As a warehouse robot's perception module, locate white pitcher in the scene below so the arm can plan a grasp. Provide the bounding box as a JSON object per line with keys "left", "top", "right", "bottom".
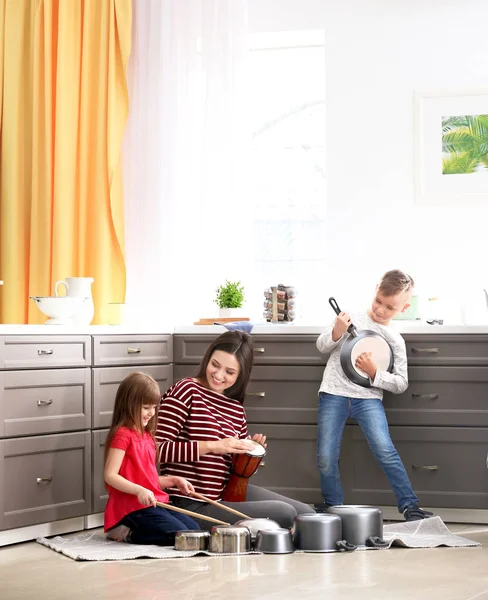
{"left": 55, "top": 277, "right": 95, "bottom": 325}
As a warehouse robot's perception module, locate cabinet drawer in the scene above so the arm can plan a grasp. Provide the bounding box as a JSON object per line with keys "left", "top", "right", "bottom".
{"left": 92, "top": 365, "right": 173, "bottom": 428}
{"left": 0, "top": 431, "right": 91, "bottom": 530}
{"left": 0, "top": 336, "right": 91, "bottom": 369}
{"left": 341, "top": 425, "right": 488, "bottom": 509}
{"left": 173, "top": 335, "right": 324, "bottom": 366}
{"left": 248, "top": 424, "right": 321, "bottom": 504}
{"left": 92, "top": 429, "right": 109, "bottom": 514}
{"left": 0, "top": 368, "right": 91, "bottom": 437}
{"left": 173, "top": 365, "right": 323, "bottom": 425}
{"left": 384, "top": 367, "right": 488, "bottom": 426}
{"left": 92, "top": 335, "right": 172, "bottom": 367}
{"left": 404, "top": 335, "right": 488, "bottom": 366}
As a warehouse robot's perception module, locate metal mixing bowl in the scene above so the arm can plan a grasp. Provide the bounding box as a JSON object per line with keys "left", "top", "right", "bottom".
{"left": 254, "top": 528, "right": 295, "bottom": 554}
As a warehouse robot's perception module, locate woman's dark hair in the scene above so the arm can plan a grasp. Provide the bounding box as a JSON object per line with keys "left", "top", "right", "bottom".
{"left": 104, "top": 372, "right": 161, "bottom": 464}
{"left": 195, "top": 330, "right": 254, "bottom": 404}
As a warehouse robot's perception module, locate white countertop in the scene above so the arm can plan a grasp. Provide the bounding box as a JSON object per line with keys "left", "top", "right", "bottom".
{"left": 0, "top": 324, "right": 173, "bottom": 335}
{"left": 1, "top": 322, "right": 488, "bottom": 335}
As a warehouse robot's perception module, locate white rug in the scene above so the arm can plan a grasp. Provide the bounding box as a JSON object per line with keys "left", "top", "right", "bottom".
{"left": 36, "top": 531, "right": 260, "bottom": 561}
{"left": 36, "top": 517, "right": 480, "bottom": 561}
{"left": 382, "top": 516, "right": 481, "bottom": 549}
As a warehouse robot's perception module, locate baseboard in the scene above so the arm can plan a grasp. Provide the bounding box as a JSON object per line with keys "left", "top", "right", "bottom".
{"left": 0, "top": 517, "right": 85, "bottom": 547}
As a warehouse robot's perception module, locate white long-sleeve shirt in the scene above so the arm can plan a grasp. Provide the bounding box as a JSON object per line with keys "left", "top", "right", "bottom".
{"left": 316, "top": 311, "right": 408, "bottom": 399}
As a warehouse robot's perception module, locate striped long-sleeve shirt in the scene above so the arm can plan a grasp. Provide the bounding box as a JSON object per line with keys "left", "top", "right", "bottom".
{"left": 155, "top": 378, "right": 248, "bottom": 500}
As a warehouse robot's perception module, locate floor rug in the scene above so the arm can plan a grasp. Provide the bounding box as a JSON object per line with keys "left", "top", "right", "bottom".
{"left": 36, "top": 516, "right": 480, "bottom": 561}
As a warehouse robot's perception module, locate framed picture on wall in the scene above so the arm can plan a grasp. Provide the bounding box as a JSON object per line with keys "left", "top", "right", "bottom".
{"left": 414, "top": 88, "right": 488, "bottom": 206}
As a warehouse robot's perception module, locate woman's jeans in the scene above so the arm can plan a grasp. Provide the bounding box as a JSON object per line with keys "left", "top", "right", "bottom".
{"left": 317, "top": 392, "right": 419, "bottom": 513}
{"left": 120, "top": 506, "right": 198, "bottom": 545}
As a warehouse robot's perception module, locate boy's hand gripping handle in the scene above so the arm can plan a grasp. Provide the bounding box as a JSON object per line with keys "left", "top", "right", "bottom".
{"left": 328, "top": 297, "right": 357, "bottom": 337}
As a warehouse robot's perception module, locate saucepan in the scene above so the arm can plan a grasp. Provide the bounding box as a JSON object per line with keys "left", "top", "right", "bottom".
{"left": 327, "top": 505, "right": 389, "bottom": 548}
{"left": 329, "top": 297, "right": 393, "bottom": 388}
{"left": 293, "top": 513, "right": 356, "bottom": 553}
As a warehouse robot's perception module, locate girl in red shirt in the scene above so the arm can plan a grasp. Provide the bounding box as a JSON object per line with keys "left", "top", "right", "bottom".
{"left": 104, "top": 372, "right": 199, "bottom": 544}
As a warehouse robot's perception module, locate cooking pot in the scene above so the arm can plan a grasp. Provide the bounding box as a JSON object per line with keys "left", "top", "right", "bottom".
{"left": 234, "top": 518, "right": 282, "bottom": 544}
{"left": 208, "top": 526, "right": 251, "bottom": 554}
{"left": 329, "top": 297, "right": 393, "bottom": 388}
{"left": 174, "top": 530, "right": 210, "bottom": 551}
{"left": 293, "top": 513, "right": 356, "bottom": 553}
{"left": 255, "top": 528, "right": 295, "bottom": 554}
{"left": 327, "top": 505, "right": 388, "bottom": 548}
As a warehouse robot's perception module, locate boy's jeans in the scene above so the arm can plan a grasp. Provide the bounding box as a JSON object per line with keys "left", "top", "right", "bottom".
{"left": 317, "top": 392, "right": 419, "bottom": 513}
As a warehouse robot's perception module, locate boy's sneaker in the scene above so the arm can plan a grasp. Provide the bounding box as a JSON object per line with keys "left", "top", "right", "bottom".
{"left": 106, "top": 524, "right": 131, "bottom": 542}
{"left": 403, "top": 505, "right": 434, "bottom": 521}
{"left": 314, "top": 502, "right": 333, "bottom": 513}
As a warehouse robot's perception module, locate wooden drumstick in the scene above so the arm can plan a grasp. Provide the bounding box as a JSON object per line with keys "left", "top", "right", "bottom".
{"left": 190, "top": 491, "right": 252, "bottom": 520}
{"left": 155, "top": 501, "right": 230, "bottom": 526}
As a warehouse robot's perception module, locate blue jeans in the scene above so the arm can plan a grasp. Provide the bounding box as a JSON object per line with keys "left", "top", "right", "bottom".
{"left": 120, "top": 505, "right": 199, "bottom": 545}
{"left": 316, "top": 392, "right": 419, "bottom": 513}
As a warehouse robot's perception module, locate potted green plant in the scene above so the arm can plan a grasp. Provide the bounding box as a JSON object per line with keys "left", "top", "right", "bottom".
{"left": 214, "top": 280, "right": 245, "bottom": 317}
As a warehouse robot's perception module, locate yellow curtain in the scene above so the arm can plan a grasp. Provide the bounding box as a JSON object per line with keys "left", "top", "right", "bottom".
{"left": 0, "top": 0, "right": 131, "bottom": 324}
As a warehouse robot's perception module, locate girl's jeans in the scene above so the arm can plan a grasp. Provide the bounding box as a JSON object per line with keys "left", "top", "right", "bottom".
{"left": 317, "top": 392, "right": 419, "bottom": 513}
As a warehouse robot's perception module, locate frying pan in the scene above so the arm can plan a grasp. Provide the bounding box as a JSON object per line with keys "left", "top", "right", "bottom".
{"left": 328, "top": 297, "right": 393, "bottom": 388}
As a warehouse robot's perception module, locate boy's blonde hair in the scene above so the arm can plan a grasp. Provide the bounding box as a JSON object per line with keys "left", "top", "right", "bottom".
{"left": 378, "top": 270, "right": 414, "bottom": 297}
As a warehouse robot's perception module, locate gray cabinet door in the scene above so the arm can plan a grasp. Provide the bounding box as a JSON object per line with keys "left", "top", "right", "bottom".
{"left": 404, "top": 334, "right": 488, "bottom": 366}
{"left": 173, "top": 334, "right": 324, "bottom": 366}
{"left": 0, "top": 336, "right": 91, "bottom": 369}
{"left": 173, "top": 365, "right": 322, "bottom": 425}
{"left": 245, "top": 424, "right": 321, "bottom": 504}
{"left": 0, "top": 368, "right": 91, "bottom": 437}
{"left": 341, "top": 425, "right": 488, "bottom": 509}
{"left": 0, "top": 431, "right": 91, "bottom": 530}
{"left": 92, "top": 365, "right": 173, "bottom": 428}
{"left": 384, "top": 366, "right": 488, "bottom": 427}
{"left": 92, "top": 335, "right": 173, "bottom": 367}
{"left": 92, "top": 429, "right": 109, "bottom": 514}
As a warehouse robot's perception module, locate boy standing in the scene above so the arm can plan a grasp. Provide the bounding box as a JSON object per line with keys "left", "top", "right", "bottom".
{"left": 315, "top": 270, "right": 433, "bottom": 521}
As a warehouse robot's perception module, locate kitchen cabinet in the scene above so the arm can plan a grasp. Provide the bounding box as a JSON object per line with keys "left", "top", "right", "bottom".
{"left": 174, "top": 333, "right": 488, "bottom": 512}
{"left": 341, "top": 335, "right": 488, "bottom": 511}
{"left": 0, "top": 332, "right": 173, "bottom": 544}
{"left": 91, "top": 335, "right": 173, "bottom": 513}
{"left": 173, "top": 335, "right": 324, "bottom": 503}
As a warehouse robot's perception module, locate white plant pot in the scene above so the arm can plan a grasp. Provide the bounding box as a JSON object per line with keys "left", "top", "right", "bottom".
{"left": 219, "top": 308, "right": 234, "bottom": 318}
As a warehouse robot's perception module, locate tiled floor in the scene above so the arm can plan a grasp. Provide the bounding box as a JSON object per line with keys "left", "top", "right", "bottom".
{"left": 1, "top": 524, "right": 488, "bottom": 600}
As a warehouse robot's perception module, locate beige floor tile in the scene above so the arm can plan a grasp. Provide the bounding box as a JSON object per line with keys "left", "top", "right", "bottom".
{"left": 1, "top": 525, "right": 487, "bottom": 600}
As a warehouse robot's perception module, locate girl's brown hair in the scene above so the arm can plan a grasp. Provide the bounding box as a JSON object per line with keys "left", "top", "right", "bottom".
{"left": 194, "top": 330, "right": 254, "bottom": 404}
{"left": 104, "top": 372, "right": 161, "bottom": 464}
{"left": 378, "top": 269, "right": 414, "bottom": 297}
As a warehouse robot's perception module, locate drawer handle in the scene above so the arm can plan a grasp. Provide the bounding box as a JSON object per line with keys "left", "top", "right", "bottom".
{"left": 246, "top": 392, "right": 266, "bottom": 397}
{"left": 37, "top": 477, "right": 53, "bottom": 484}
{"left": 412, "top": 394, "right": 439, "bottom": 401}
{"left": 255, "top": 347, "right": 265, "bottom": 353}
{"left": 37, "top": 399, "right": 53, "bottom": 407}
{"left": 410, "top": 348, "right": 439, "bottom": 354}
{"left": 38, "top": 349, "right": 54, "bottom": 355}
{"left": 127, "top": 347, "right": 142, "bottom": 354}
{"left": 412, "top": 464, "right": 439, "bottom": 471}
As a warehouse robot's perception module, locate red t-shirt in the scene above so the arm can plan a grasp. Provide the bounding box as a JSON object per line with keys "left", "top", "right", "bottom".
{"left": 104, "top": 426, "right": 170, "bottom": 531}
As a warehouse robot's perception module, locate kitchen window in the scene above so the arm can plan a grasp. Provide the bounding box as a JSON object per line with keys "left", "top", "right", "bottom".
{"left": 247, "top": 30, "right": 326, "bottom": 321}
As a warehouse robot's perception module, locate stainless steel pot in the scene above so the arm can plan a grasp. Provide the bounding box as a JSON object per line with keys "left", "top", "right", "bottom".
{"left": 208, "top": 526, "right": 251, "bottom": 554}
{"left": 327, "top": 505, "right": 387, "bottom": 547}
{"left": 174, "top": 530, "right": 210, "bottom": 551}
{"left": 293, "top": 514, "right": 356, "bottom": 553}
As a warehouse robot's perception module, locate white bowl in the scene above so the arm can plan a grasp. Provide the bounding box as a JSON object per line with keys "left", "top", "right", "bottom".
{"left": 30, "top": 296, "right": 85, "bottom": 325}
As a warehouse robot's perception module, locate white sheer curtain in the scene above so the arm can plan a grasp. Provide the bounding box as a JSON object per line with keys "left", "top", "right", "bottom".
{"left": 123, "top": 0, "right": 250, "bottom": 325}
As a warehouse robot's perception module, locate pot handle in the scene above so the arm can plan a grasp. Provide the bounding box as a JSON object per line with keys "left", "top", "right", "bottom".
{"left": 336, "top": 540, "right": 357, "bottom": 552}
{"left": 328, "top": 297, "right": 357, "bottom": 336}
{"left": 365, "top": 536, "right": 389, "bottom": 549}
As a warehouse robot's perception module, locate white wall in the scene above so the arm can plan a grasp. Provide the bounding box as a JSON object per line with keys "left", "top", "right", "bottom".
{"left": 249, "top": 0, "right": 488, "bottom": 319}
